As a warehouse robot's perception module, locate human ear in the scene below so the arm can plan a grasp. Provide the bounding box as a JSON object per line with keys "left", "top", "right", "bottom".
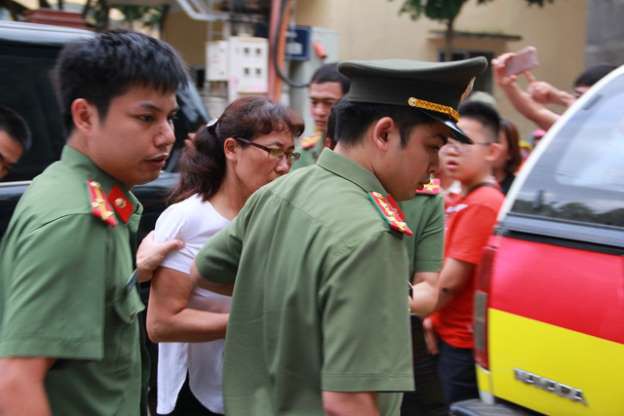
{"left": 371, "top": 117, "right": 395, "bottom": 151}
{"left": 223, "top": 137, "right": 239, "bottom": 162}
{"left": 487, "top": 142, "right": 503, "bottom": 163}
{"left": 71, "top": 99, "right": 97, "bottom": 135}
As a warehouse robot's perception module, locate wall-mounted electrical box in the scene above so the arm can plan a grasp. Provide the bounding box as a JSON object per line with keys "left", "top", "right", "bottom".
{"left": 206, "top": 36, "right": 268, "bottom": 103}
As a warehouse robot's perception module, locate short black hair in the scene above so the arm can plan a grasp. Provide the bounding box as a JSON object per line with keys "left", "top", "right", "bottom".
{"left": 574, "top": 64, "right": 616, "bottom": 88}
{"left": 0, "top": 106, "right": 31, "bottom": 151}
{"left": 310, "top": 63, "right": 350, "bottom": 95}
{"left": 334, "top": 99, "right": 434, "bottom": 147}
{"left": 55, "top": 30, "right": 188, "bottom": 134}
{"left": 458, "top": 101, "right": 501, "bottom": 142}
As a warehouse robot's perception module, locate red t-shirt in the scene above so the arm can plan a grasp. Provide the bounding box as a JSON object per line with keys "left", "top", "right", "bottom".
{"left": 432, "top": 185, "right": 504, "bottom": 349}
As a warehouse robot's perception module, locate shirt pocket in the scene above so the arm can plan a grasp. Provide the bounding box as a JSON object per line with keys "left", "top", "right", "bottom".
{"left": 106, "top": 285, "right": 145, "bottom": 368}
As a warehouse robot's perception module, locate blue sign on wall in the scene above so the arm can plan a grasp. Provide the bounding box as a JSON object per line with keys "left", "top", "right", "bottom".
{"left": 285, "top": 25, "right": 311, "bottom": 61}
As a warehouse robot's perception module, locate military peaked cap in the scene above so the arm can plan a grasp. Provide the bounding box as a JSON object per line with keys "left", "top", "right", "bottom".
{"left": 339, "top": 57, "right": 488, "bottom": 143}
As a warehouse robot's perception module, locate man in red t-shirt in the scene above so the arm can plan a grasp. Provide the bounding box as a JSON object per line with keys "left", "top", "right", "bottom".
{"left": 417, "top": 101, "right": 505, "bottom": 404}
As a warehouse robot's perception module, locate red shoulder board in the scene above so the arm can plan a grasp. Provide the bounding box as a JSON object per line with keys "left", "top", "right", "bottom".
{"left": 368, "top": 191, "right": 414, "bottom": 236}
{"left": 108, "top": 185, "right": 133, "bottom": 224}
{"left": 87, "top": 180, "right": 117, "bottom": 227}
{"left": 301, "top": 134, "right": 321, "bottom": 150}
{"left": 415, "top": 178, "right": 441, "bottom": 195}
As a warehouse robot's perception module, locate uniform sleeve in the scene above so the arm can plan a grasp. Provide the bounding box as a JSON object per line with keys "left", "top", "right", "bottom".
{"left": 319, "top": 231, "right": 414, "bottom": 392}
{"left": 412, "top": 196, "right": 444, "bottom": 273}
{"left": 194, "top": 221, "right": 241, "bottom": 284}
{"left": 0, "top": 215, "right": 108, "bottom": 360}
{"left": 194, "top": 193, "right": 257, "bottom": 284}
{"left": 446, "top": 204, "right": 498, "bottom": 265}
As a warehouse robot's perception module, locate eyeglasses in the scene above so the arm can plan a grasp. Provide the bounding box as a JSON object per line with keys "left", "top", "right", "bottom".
{"left": 234, "top": 137, "right": 301, "bottom": 163}
{"left": 441, "top": 140, "right": 493, "bottom": 154}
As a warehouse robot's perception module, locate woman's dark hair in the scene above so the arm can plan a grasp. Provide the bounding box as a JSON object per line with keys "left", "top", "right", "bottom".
{"left": 169, "top": 96, "right": 303, "bottom": 203}
{"left": 500, "top": 119, "right": 522, "bottom": 176}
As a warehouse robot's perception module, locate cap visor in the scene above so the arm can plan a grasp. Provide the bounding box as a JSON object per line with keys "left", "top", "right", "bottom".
{"left": 420, "top": 110, "right": 472, "bottom": 144}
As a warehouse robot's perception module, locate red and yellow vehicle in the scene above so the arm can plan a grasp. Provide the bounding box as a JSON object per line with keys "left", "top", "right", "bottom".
{"left": 451, "top": 66, "right": 624, "bottom": 415}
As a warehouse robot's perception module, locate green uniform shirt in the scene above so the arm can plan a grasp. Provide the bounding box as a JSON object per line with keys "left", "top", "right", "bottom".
{"left": 195, "top": 148, "right": 414, "bottom": 416}
{"left": 0, "top": 146, "right": 145, "bottom": 416}
{"left": 401, "top": 195, "right": 444, "bottom": 276}
{"left": 291, "top": 132, "right": 325, "bottom": 170}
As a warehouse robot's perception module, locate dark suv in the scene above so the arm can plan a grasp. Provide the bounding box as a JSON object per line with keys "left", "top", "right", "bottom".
{"left": 0, "top": 21, "right": 208, "bottom": 236}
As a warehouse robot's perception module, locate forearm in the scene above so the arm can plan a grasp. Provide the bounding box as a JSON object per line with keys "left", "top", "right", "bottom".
{"left": 0, "top": 382, "right": 50, "bottom": 416}
{"left": 322, "top": 392, "right": 379, "bottom": 416}
{"left": 0, "top": 359, "right": 53, "bottom": 416}
{"left": 551, "top": 88, "right": 576, "bottom": 107}
{"left": 147, "top": 267, "right": 229, "bottom": 343}
{"left": 501, "top": 83, "right": 558, "bottom": 130}
{"left": 147, "top": 309, "right": 228, "bottom": 343}
{"left": 409, "top": 271, "right": 439, "bottom": 317}
{"left": 434, "top": 258, "right": 475, "bottom": 311}
{"left": 410, "top": 281, "right": 437, "bottom": 317}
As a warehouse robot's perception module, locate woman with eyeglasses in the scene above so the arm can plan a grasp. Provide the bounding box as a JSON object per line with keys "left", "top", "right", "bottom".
{"left": 146, "top": 96, "right": 303, "bottom": 416}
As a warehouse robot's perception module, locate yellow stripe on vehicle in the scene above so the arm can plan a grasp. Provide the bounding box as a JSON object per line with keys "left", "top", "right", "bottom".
{"left": 476, "top": 365, "right": 492, "bottom": 395}
{"left": 487, "top": 308, "right": 624, "bottom": 416}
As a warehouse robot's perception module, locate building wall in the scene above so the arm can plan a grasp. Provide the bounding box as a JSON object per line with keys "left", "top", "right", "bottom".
{"left": 162, "top": 10, "right": 208, "bottom": 67}
{"left": 295, "top": 0, "right": 587, "bottom": 139}
{"left": 586, "top": 0, "right": 624, "bottom": 65}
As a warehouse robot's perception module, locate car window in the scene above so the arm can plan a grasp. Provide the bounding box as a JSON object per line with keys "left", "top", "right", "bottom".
{"left": 0, "top": 41, "right": 65, "bottom": 182}
{"left": 511, "top": 73, "right": 624, "bottom": 229}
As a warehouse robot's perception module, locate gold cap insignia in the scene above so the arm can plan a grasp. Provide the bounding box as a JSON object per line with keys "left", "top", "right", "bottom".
{"left": 408, "top": 97, "right": 460, "bottom": 122}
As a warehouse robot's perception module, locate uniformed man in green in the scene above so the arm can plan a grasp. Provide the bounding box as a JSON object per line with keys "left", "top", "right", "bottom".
{"left": 291, "top": 63, "right": 350, "bottom": 169}
{"left": 0, "top": 31, "right": 187, "bottom": 415}
{"left": 192, "top": 57, "right": 486, "bottom": 415}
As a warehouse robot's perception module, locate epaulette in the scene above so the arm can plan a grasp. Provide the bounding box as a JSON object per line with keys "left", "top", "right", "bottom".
{"left": 87, "top": 181, "right": 134, "bottom": 227}
{"left": 300, "top": 133, "right": 321, "bottom": 150}
{"left": 368, "top": 191, "right": 414, "bottom": 236}
{"left": 415, "top": 178, "right": 441, "bottom": 195}
{"left": 87, "top": 180, "right": 117, "bottom": 227}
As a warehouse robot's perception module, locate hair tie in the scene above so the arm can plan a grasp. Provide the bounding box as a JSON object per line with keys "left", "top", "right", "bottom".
{"left": 206, "top": 118, "right": 219, "bottom": 137}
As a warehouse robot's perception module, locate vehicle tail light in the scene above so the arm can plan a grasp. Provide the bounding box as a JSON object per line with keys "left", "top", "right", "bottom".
{"left": 474, "top": 244, "right": 497, "bottom": 370}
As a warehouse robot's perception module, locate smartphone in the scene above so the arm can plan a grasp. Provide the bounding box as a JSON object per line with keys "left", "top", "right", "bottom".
{"left": 505, "top": 46, "right": 539, "bottom": 76}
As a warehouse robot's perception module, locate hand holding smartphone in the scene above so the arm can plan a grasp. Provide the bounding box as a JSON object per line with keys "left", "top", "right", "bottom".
{"left": 505, "top": 46, "right": 539, "bottom": 76}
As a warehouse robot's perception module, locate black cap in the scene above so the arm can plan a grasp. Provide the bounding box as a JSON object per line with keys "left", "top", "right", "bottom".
{"left": 338, "top": 57, "right": 488, "bottom": 143}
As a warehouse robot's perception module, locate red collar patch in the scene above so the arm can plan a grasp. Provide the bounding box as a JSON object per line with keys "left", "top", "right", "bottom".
{"left": 108, "top": 185, "right": 133, "bottom": 224}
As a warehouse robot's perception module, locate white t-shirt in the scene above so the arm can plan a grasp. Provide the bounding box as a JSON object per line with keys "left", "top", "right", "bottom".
{"left": 154, "top": 194, "right": 231, "bottom": 415}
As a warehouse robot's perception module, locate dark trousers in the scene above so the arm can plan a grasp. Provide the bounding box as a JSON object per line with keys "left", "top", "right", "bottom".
{"left": 437, "top": 339, "right": 479, "bottom": 404}
{"left": 157, "top": 376, "right": 224, "bottom": 416}
{"left": 400, "top": 316, "right": 448, "bottom": 416}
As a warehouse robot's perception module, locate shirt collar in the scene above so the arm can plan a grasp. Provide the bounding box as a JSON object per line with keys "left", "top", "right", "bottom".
{"left": 61, "top": 145, "right": 142, "bottom": 217}
{"left": 316, "top": 148, "right": 387, "bottom": 194}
